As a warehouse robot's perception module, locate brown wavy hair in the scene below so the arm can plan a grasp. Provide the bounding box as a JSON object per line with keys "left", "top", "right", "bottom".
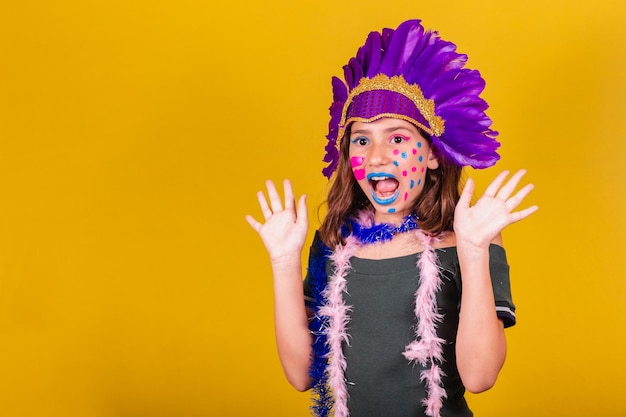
{"left": 319, "top": 127, "right": 462, "bottom": 249}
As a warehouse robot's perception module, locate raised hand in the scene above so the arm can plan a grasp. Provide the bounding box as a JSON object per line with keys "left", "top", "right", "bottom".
{"left": 245, "top": 179, "right": 309, "bottom": 264}
{"left": 454, "top": 169, "right": 538, "bottom": 249}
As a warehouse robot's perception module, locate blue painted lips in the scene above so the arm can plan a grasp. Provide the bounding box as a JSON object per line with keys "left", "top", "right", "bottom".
{"left": 366, "top": 172, "right": 399, "bottom": 205}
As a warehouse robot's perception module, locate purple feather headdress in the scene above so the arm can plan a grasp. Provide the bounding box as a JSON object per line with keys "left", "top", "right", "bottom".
{"left": 322, "top": 19, "right": 500, "bottom": 178}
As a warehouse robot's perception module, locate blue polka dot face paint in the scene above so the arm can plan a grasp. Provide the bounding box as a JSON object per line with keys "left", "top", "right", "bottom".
{"left": 348, "top": 118, "right": 434, "bottom": 221}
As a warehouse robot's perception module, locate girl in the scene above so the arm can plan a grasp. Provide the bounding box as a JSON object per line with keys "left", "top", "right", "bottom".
{"left": 246, "top": 19, "right": 537, "bottom": 417}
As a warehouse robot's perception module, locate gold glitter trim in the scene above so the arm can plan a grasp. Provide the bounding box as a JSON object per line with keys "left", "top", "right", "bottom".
{"left": 344, "top": 114, "right": 432, "bottom": 137}
{"left": 337, "top": 74, "right": 445, "bottom": 146}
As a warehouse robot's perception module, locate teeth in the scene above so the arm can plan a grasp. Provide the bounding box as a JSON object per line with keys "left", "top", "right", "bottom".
{"left": 370, "top": 176, "right": 390, "bottom": 181}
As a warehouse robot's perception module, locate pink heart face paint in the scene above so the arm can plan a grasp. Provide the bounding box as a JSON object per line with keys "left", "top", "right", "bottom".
{"left": 351, "top": 156, "right": 366, "bottom": 181}
{"left": 348, "top": 118, "right": 433, "bottom": 222}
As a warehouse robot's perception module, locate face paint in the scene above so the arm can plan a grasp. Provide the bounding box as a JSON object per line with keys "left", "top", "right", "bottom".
{"left": 348, "top": 118, "right": 434, "bottom": 222}
{"left": 366, "top": 172, "right": 400, "bottom": 205}
{"left": 350, "top": 156, "right": 366, "bottom": 181}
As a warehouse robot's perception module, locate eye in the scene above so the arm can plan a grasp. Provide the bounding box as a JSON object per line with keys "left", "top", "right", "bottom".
{"left": 391, "top": 134, "right": 409, "bottom": 144}
{"left": 350, "top": 136, "right": 370, "bottom": 146}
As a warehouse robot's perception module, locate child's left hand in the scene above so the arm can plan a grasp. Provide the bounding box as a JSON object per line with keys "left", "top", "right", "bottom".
{"left": 453, "top": 169, "right": 538, "bottom": 249}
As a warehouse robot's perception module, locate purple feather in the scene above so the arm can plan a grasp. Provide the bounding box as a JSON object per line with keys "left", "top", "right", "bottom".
{"left": 361, "top": 31, "right": 382, "bottom": 78}
{"left": 380, "top": 20, "right": 414, "bottom": 75}
{"left": 431, "top": 70, "right": 485, "bottom": 104}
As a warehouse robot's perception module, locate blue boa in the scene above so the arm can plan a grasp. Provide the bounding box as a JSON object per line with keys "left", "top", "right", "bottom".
{"left": 343, "top": 213, "right": 419, "bottom": 245}
{"left": 307, "top": 233, "right": 333, "bottom": 416}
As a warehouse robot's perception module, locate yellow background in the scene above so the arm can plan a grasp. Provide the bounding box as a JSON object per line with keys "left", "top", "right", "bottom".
{"left": 1, "top": 0, "right": 625, "bottom": 416}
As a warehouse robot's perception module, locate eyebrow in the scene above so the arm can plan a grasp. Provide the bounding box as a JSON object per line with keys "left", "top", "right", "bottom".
{"left": 350, "top": 125, "right": 413, "bottom": 135}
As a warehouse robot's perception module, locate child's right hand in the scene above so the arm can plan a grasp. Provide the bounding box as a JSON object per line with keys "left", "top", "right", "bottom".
{"left": 245, "top": 179, "right": 309, "bottom": 265}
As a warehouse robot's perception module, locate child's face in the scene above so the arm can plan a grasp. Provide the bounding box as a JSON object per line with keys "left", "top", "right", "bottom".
{"left": 348, "top": 118, "right": 439, "bottom": 222}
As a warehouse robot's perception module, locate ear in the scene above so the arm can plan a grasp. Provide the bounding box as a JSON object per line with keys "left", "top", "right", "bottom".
{"left": 426, "top": 149, "right": 439, "bottom": 170}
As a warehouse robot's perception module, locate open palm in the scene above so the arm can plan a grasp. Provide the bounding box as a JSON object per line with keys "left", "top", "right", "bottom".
{"left": 454, "top": 170, "right": 538, "bottom": 249}
{"left": 245, "top": 179, "right": 309, "bottom": 263}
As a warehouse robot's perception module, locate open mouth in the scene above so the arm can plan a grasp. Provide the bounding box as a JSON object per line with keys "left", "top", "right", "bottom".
{"left": 367, "top": 173, "right": 399, "bottom": 205}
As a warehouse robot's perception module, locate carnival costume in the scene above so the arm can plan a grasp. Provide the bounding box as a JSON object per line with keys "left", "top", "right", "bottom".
{"left": 306, "top": 20, "right": 514, "bottom": 417}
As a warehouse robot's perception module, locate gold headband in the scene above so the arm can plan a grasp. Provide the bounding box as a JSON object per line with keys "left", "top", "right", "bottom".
{"left": 336, "top": 74, "right": 446, "bottom": 145}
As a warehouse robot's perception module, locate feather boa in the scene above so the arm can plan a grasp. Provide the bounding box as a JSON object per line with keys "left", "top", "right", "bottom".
{"left": 318, "top": 236, "right": 358, "bottom": 417}
{"left": 308, "top": 218, "right": 447, "bottom": 417}
{"left": 403, "top": 232, "right": 447, "bottom": 417}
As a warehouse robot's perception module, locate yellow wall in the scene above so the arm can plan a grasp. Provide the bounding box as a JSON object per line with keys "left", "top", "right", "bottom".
{"left": 1, "top": 1, "right": 625, "bottom": 416}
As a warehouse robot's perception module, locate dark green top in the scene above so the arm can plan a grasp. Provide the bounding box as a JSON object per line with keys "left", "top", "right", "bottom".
{"left": 304, "top": 244, "right": 514, "bottom": 417}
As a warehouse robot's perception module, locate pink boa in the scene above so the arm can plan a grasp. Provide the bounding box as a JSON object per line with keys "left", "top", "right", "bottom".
{"left": 321, "top": 229, "right": 446, "bottom": 417}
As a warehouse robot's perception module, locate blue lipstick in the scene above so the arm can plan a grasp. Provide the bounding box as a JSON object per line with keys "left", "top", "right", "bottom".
{"left": 366, "top": 172, "right": 399, "bottom": 205}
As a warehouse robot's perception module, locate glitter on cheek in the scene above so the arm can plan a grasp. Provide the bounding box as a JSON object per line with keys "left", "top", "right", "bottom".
{"left": 393, "top": 149, "right": 400, "bottom": 155}
{"left": 393, "top": 161, "right": 399, "bottom": 166}
{"left": 418, "top": 179, "right": 422, "bottom": 186}
{"left": 401, "top": 152, "right": 407, "bottom": 159}
{"left": 411, "top": 166, "right": 417, "bottom": 172}
{"left": 410, "top": 179, "right": 415, "bottom": 189}
{"left": 404, "top": 192, "right": 409, "bottom": 201}
{"left": 402, "top": 170, "right": 408, "bottom": 177}
{"left": 419, "top": 155, "right": 423, "bottom": 162}
{"left": 412, "top": 149, "right": 417, "bottom": 155}
{"left": 417, "top": 141, "right": 422, "bottom": 148}
{"left": 421, "top": 166, "right": 425, "bottom": 173}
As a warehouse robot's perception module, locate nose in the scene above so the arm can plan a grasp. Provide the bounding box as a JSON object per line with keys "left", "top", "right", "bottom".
{"left": 368, "top": 141, "right": 390, "bottom": 166}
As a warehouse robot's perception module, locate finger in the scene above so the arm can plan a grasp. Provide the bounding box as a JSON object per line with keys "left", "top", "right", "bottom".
{"left": 484, "top": 170, "right": 510, "bottom": 197}
{"left": 257, "top": 190, "right": 273, "bottom": 221}
{"left": 245, "top": 214, "right": 262, "bottom": 232}
{"left": 296, "top": 194, "right": 308, "bottom": 227}
{"left": 496, "top": 169, "right": 527, "bottom": 200}
{"left": 511, "top": 205, "right": 539, "bottom": 223}
{"left": 283, "top": 179, "right": 295, "bottom": 212}
{"left": 504, "top": 183, "right": 535, "bottom": 212}
{"left": 457, "top": 178, "right": 475, "bottom": 209}
{"left": 265, "top": 180, "right": 284, "bottom": 212}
